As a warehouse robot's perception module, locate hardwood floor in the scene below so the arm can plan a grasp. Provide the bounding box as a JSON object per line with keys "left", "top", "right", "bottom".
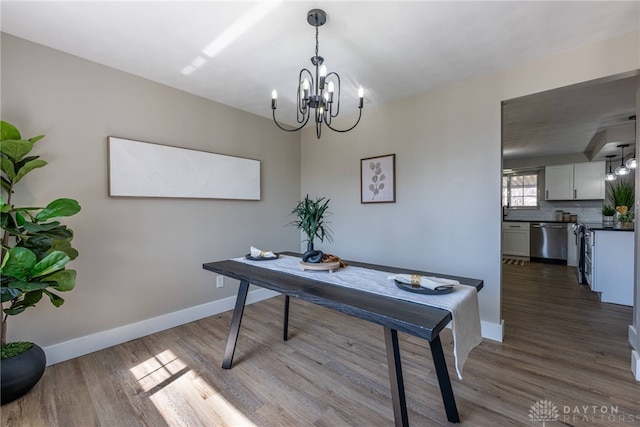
{"left": 2, "top": 262, "right": 639, "bottom": 426}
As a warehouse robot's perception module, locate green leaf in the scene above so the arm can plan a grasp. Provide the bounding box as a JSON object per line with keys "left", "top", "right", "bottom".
{"left": 20, "top": 234, "right": 53, "bottom": 255}
{"left": 35, "top": 198, "right": 81, "bottom": 222}
{"left": 0, "top": 156, "right": 16, "bottom": 180}
{"left": 7, "top": 280, "right": 50, "bottom": 291}
{"left": 1, "top": 177, "right": 11, "bottom": 192}
{"left": 0, "top": 121, "right": 21, "bottom": 141}
{"left": 39, "top": 227, "right": 73, "bottom": 241}
{"left": 0, "top": 247, "right": 37, "bottom": 281}
{"left": 4, "top": 306, "right": 27, "bottom": 315}
{"left": 0, "top": 251, "right": 8, "bottom": 270}
{"left": 31, "top": 251, "right": 69, "bottom": 278}
{"left": 0, "top": 139, "right": 34, "bottom": 163}
{"left": 0, "top": 287, "right": 21, "bottom": 302}
{"left": 28, "top": 135, "right": 45, "bottom": 144}
{"left": 43, "top": 290, "right": 64, "bottom": 307}
{"left": 14, "top": 159, "right": 47, "bottom": 183}
{"left": 15, "top": 211, "right": 25, "bottom": 226}
{"left": 49, "top": 239, "right": 78, "bottom": 260}
{"left": 22, "top": 290, "right": 44, "bottom": 306}
{"left": 21, "top": 221, "right": 61, "bottom": 233}
{"left": 42, "top": 269, "right": 76, "bottom": 292}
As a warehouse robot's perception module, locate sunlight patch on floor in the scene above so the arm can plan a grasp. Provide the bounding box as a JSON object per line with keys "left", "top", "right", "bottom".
{"left": 131, "top": 349, "right": 257, "bottom": 426}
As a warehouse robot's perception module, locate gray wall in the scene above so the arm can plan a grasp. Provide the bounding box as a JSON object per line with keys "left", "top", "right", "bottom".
{"left": 300, "top": 31, "right": 639, "bottom": 339}
{"left": 2, "top": 28, "right": 639, "bottom": 368}
{"left": 1, "top": 34, "right": 301, "bottom": 346}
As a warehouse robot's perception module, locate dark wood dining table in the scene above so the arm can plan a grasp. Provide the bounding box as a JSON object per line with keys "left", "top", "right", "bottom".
{"left": 203, "top": 252, "right": 483, "bottom": 426}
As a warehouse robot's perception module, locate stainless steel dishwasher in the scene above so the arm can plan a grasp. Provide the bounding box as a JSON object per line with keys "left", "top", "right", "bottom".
{"left": 530, "top": 222, "right": 568, "bottom": 263}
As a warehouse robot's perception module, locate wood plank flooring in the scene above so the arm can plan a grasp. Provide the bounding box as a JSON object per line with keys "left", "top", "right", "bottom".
{"left": 2, "top": 262, "right": 639, "bottom": 426}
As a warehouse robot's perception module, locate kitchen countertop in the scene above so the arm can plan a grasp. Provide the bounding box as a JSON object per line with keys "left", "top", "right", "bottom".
{"left": 582, "top": 222, "right": 635, "bottom": 232}
{"left": 503, "top": 219, "right": 573, "bottom": 224}
{"left": 503, "top": 219, "right": 634, "bottom": 231}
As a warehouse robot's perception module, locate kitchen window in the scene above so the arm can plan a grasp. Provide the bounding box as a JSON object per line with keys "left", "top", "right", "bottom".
{"left": 502, "top": 172, "right": 539, "bottom": 208}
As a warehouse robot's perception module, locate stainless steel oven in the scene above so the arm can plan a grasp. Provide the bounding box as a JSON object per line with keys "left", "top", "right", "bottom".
{"left": 573, "top": 223, "right": 586, "bottom": 284}
{"left": 583, "top": 229, "right": 595, "bottom": 290}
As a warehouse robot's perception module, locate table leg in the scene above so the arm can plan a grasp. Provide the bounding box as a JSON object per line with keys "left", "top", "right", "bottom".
{"left": 283, "top": 295, "right": 290, "bottom": 341}
{"left": 384, "top": 327, "right": 409, "bottom": 427}
{"left": 429, "top": 335, "right": 460, "bottom": 423}
{"left": 222, "top": 279, "right": 250, "bottom": 369}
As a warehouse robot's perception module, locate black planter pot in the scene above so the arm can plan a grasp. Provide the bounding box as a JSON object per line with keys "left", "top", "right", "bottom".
{"left": 1, "top": 343, "right": 46, "bottom": 405}
{"left": 302, "top": 242, "right": 324, "bottom": 263}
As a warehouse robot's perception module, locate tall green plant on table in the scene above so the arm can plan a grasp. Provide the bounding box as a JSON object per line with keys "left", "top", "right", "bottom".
{"left": 607, "top": 178, "right": 635, "bottom": 227}
{"left": 289, "top": 194, "right": 334, "bottom": 251}
{"left": 607, "top": 178, "right": 635, "bottom": 210}
{"left": 0, "top": 121, "right": 81, "bottom": 350}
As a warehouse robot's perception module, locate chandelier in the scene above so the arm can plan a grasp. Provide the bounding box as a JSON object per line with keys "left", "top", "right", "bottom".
{"left": 271, "top": 9, "right": 364, "bottom": 139}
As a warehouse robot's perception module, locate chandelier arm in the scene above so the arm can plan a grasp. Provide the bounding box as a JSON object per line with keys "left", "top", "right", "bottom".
{"left": 316, "top": 120, "right": 322, "bottom": 139}
{"left": 297, "top": 68, "right": 314, "bottom": 118}
{"left": 325, "top": 108, "right": 363, "bottom": 133}
{"left": 326, "top": 72, "right": 341, "bottom": 118}
{"left": 273, "top": 109, "right": 310, "bottom": 132}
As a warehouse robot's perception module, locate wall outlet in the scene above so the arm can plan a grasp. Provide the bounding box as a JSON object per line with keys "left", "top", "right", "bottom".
{"left": 216, "top": 276, "right": 224, "bottom": 288}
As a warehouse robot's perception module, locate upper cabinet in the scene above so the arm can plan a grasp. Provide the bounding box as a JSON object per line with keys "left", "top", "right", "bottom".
{"left": 545, "top": 161, "right": 605, "bottom": 200}
{"left": 573, "top": 162, "right": 606, "bottom": 199}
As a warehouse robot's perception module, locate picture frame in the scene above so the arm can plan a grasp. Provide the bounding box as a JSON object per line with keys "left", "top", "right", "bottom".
{"left": 361, "top": 154, "right": 396, "bottom": 203}
{"left": 108, "top": 136, "right": 260, "bottom": 200}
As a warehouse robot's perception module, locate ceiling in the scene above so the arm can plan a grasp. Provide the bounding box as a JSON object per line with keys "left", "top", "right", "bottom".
{"left": 2, "top": 1, "right": 639, "bottom": 158}
{"left": 503, "top": 75, "right": 638, "bottom": 161}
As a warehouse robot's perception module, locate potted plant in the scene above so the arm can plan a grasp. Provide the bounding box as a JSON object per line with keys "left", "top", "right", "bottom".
{"left": 289, "top": 194, "right": 333, "bottom": 262}
{"left": 602, "top": 204, "right": 616, "bottom": 227}
{"left": 0, "top": 121, "right": 81, "bottom": 404}
{"left": 607, "top": 178, "right": 635, "bottom": 225}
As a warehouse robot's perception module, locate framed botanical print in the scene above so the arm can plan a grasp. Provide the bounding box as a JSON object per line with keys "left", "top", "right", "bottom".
{"left": 360, "top": 154, "right": 395, "bottom": 203}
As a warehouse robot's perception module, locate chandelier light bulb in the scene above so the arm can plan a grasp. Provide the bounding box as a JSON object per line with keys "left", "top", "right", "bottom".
{"left": 271, "top": 89, "right": 278, "bottom": 109}
{"left": 319, "top": 65, "right": 327, "bottom": 77}
{"left": 328, "top": 81, "right": 334, "bottom": 93}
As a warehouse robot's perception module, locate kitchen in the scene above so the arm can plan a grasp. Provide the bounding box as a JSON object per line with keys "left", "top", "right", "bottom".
{"left": 501, "top": 74, "right": 637, "bottom": 308}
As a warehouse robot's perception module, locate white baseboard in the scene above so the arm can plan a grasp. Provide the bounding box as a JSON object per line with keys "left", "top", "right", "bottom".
{"left": 632, "top": 350, "right": 640, "bottom": 381}
{"left": 43, "top": 288, "right": 279, "bottom": 366}
{"left": 44, "top": 289, "right": 505, "bottom": 365}
{"left": 630, "top": 324, "right": 638, "bottom": 350}
{"left": 481, "top": 319, "right": 504, "bottom": 342}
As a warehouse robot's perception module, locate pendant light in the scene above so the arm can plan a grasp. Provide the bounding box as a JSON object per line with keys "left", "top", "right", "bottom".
{"left": 604, "top": 155, "right": 617, "bottom": 181}
{"left": 614, "top": 144, "right": 630, "bottom": 176}
{"left": 626, "top": 115, "right": 636, "bottom": 169}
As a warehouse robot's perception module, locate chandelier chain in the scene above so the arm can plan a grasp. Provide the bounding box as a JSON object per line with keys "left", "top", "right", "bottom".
{"left": 315, "top": 24, "right": 319, "bottom": 58}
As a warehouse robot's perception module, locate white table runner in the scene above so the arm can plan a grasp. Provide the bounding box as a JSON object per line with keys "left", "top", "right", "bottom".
{"left": 233, "top": 255, "right": 481, "bottom": 379}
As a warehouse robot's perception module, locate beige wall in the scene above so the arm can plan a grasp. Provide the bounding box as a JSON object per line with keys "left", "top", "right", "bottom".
{"left": 301, "top": 31, "right": 640, "bottom": 338}
{"left": 2, "top": 28, "right": 639, "bottom": 364}
{"left": 1, "top": 34, "right": 301, "bottom": 347}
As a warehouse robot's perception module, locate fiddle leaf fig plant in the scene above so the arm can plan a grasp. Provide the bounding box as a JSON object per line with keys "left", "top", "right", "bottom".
{"left": 0, "top": 121, "right": 81, "bottom": 347}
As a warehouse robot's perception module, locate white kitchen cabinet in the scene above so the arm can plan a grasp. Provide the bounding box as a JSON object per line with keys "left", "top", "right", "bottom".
{"left": 592, "top": 230, "right": 634, "bottom": 306}
{"left": 574, "top": 162, "right": 605, "bottom": 199}
{"left": 502, "top": 222, "right": 530, "bottom": 257}
{"left": 545, "top": 164, "right": 574, "bottom": 200}
{"left": 545, "top": 161, "right": 605, "bottom": 200}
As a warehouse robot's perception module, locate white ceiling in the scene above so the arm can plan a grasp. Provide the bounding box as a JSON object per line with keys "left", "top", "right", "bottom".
{"left": 2, "top": 1, "right": 639, "bottom": 157}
